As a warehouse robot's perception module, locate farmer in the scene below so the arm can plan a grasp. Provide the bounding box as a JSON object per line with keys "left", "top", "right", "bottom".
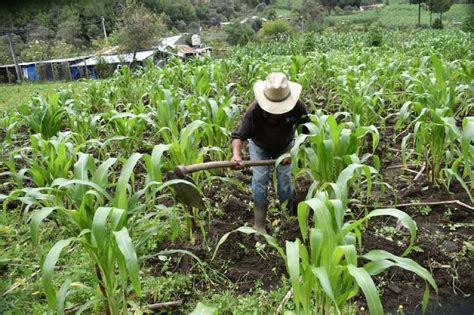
{"left": 230, "top": 72, "right": 309, "bottom": 234}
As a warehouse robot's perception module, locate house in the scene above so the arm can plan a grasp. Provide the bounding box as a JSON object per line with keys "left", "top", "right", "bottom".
{"left": 69, "top": 49, "right": 157, "bottom": 79}
{"left": 156, "top": 34, "right": 212, "bottom": 60}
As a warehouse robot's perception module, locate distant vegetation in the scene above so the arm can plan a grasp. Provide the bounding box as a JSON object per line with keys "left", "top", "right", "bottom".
{"left": 0, "top": 0, "right": 472, "bottom": 65}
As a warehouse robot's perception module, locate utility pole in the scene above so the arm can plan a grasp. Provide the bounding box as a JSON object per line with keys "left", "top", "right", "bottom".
{"left": 301, "top": 16, "right": 304, "bottom": 32}
{"left": 101, "top": 16, "right": 108, "bottom": 41}
{"left": 7, "top": 33, "right": 21, "bottom": 82}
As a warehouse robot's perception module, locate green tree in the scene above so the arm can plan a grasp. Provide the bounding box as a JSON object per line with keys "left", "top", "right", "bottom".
{"left": 258, "top": 19, "right": 293, "bottom": 39}
{"left": 429, "top": 0, "right": 453, "bottom": 26}
{"left": 412, "top": 0, "right": 426, "bottom": 26}
{"left": 55, "top": 10, "right": 83, "bottom": 47}
{"left": 225, "top": 23, "right": 256, "bottom": 45}
{"left": 299, "top": 0, "right": 325, "bottom": 23}
{"left": 115, "top": 2, "right": 166, "bottom": 61}
{"left": 319, "top": 0, "right": 339, "bottom": 15}
{"left": 160, "top": 0, "right": 197, "bottom": 24}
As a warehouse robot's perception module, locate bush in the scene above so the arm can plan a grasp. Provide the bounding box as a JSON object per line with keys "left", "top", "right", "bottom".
{"left": 335, "top": 7, "right": 345, "bottom": 15}
{"left": 258, "top": 19, "right": 293, "bottom": 39}
{"left": 225, "top": 24, "right": 256, "bottom": 46}
{"left": 432, "top": 17, "right": 443, "bottom": 29}
{"left": 367, "top": 24, "right": 383, "bottom": 46}
{"left": 461, "top": 15, "right": 474, "bottom": 32}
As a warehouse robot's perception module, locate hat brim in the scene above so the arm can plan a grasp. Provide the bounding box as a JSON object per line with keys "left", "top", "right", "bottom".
{"left": 253, "top": 80, "right": 302, "bottom": 115}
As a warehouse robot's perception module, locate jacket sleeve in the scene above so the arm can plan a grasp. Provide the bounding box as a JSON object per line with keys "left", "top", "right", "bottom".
{"left": 231, "top": 105, "right": 253, "bottom": 141}
{"left": 297, "top": 101, "right": 311, "bottom": 134}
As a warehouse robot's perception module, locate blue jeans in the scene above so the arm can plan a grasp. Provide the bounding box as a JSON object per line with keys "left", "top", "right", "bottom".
{"left": 249, "top": 139, "right": 294, "bottom": 205}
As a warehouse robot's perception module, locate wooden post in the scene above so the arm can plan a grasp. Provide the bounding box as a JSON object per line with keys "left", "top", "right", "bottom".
{"left": 83, "top": 59, "right": 89, "bottom": 79}
{"left": 66, "top": 62, "right": 71, "bottom": 81}
{"left": 50, "top": 63, "right": 55, "bottom": 81}
{"left": 6, "top": 67, "right": 11, "bottom": 84}
{"left": 7, "top": 33, "right": 21, "bottom": 82}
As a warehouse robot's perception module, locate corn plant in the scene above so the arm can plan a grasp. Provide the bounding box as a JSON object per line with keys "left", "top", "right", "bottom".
{"left": 215, "top": 164, "right": 437, "bottom": 315}
{"left": 197, "top": 96, "right": 239, "bottom": 161}
{"left": 23, "top": 152, "right": 189, "bottom": 314}
{"left": 291, "top": 113, "right": 379, "bottom": 196}
{"left": 335, "top": 65, "right": 386, "bottom": 127}
{"left": 17, "top": 93, "right": 69, "bottom": 139}
{"left": 149, "top": 88, "right": 187, "bottom": 144}
{"left": 64, "top": 101, "right": 102, "bottom": 145}
{"left": 442, "top": 117, "right": 474, "bottom": 202}
{"left": 26, "top": 132, "right": 77, "bottom": 187}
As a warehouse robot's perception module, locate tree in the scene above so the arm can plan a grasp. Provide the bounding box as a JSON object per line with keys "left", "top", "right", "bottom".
{"left": 299, "top": 0, "right": 325, "bottom": 23}
{"left": 319, "top": 0, "right": 339, "bottom": 15}
{"left": 412, "top": 0, "right": 426, "bottom": 26}
{"left": 258, "top": 19, "right": 293, "bottom": 39}
{"left": 160, "top": 0, "right": 197, "bottom": 24}
{"left": 429, "top": 0, "right": 453, "bottom": 26}
{"left": 225, "top": 24, "right": 256, "bottom": 45}
{"left": 25, "top": 20, "right": 55, "bottom": 43}
{"left": 115, "top": 2, "right": 166, "bottom": 61}
{"left": 55, "top": 10, "right": 83, "bottom": 47}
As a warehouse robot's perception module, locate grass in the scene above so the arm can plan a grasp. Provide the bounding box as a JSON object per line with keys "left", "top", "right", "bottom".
{"left": 326, "top": 3, "right": 472, "bottom": 27}
{"left": 0, "top": 81, "right": 86, "bottom": 110}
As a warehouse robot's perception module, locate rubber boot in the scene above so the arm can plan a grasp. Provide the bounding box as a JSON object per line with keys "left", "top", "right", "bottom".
{"left": 254, "top": 202, "right": 268, "bottom": 234}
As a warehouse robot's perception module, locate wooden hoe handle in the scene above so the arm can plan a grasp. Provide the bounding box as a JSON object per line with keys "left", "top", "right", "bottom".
{"left": 174, "top": 159, "right": 276, "bottom": 177}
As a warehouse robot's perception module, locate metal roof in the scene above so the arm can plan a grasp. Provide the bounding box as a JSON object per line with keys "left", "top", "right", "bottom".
{"left": 0, "top": 55, "right": 91, "bottom": 68}
{"left": 70, "top": 50, "right": 155, "bottom": 67}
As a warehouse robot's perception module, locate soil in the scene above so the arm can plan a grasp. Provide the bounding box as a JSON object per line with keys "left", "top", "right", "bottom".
{"left": 149, "top": 124, "right": 474, "bottom": 314}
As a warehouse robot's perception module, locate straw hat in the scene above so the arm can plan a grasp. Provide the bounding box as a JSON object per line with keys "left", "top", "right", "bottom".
{"left": 253, "top": 72, "right": 302, "bottom": 115}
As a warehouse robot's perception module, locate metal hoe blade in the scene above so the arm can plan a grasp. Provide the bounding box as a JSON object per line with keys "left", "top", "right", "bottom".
{"left": 171, "top": 173, "right": 206, "bottom": 210}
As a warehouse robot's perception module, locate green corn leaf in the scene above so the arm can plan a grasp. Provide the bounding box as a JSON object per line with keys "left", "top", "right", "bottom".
{"left": 347, "top": 264, "right": 384, "bottom": 315}
{"left": 309, "top": 228, "right": 323, "bottom": 265}
{"left": 30, "top": 207, "right": 57, "bottom": 246}
{"left": 212, "top": 230, "right": 232, "bottom": 261}
{"left": 362, "top": 250, "right": 437, "bottom": 293}
{"left": 422, "top": 286, "right": 430, "bottom": 314}
{"left": 115, "top": 153, "right": 142, "bottom": 210}
{"left": 443, "top": 169, "right": 473, "bottom": 203}
{"left": 366, "top": 208, "right": 417, "bottom": 256}
{"left": 297, "top": 202, "right": 310, "bottom": 241}
{"left": 311, "top": 266, "right": 339, "bottom": 313}
{"left": 57, "top": 279, "right": 72, "bottom": 315}
{"left": 93, "top": 158, "right": 117, "bottom": 188}
{"left": 286, "top": 240, "right": 301, "bottom": 313}
{"left": 52, "top": 178, "right": 112, "bottom": 200}
{"left": 114, "top": 227, "right": 141, "bottom": 296}
{"left": 190, "top": 302, "right": 218, "bottom": 315}
{"left": 92, "top": 207, "right": 113, "bottom": 250}
{"left": 363, "top": 259, "right": 395, "bottom": 275}
{"left": 42, "top": 238, "right": 74, "bottom": 310}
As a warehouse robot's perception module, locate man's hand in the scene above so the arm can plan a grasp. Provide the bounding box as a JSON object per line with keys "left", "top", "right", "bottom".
{"left": 281, "top": 156, "right": 292, "bottom": 165}
{"left": 278, "top": 153, "right": 292, "bottom": 165}
{"left": 231, "top": 154, "right": 244, "bottom": 169}
{"left": 231, "top": 138, "right": 245, "bottom": 169}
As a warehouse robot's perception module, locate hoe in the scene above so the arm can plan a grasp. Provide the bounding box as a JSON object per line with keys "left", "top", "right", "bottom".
{"left": 173, "top": 159, "right": 276, "bottom": 210}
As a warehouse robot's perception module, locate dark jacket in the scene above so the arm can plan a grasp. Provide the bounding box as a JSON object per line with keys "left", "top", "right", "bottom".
{"left": 231, "top": 100, "right": 310, "bottom": 154}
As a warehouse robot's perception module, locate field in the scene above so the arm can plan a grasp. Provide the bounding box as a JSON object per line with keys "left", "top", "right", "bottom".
{"left": 325, "top": 2, "right": 471, "bottom": 27}
{"left": 0, "top": 81, "right": 85, "bottom": 110}
{"left": 0, "top": 29, "right": 473, "bottom": 314}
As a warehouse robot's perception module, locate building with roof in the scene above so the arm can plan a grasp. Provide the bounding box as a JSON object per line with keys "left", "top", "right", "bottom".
{"left": 0, "top": 34, "right": 212, "bottom": 83}
{"left": 0, "top": 55, "right": 90, "bottom": 83}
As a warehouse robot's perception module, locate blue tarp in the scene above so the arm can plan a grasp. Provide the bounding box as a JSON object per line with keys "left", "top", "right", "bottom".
{"left": 24, "top": 64, "right": 39, "bottom": 81}
{"left": 70, "top": 65, "right": 97, "bottom": 80}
